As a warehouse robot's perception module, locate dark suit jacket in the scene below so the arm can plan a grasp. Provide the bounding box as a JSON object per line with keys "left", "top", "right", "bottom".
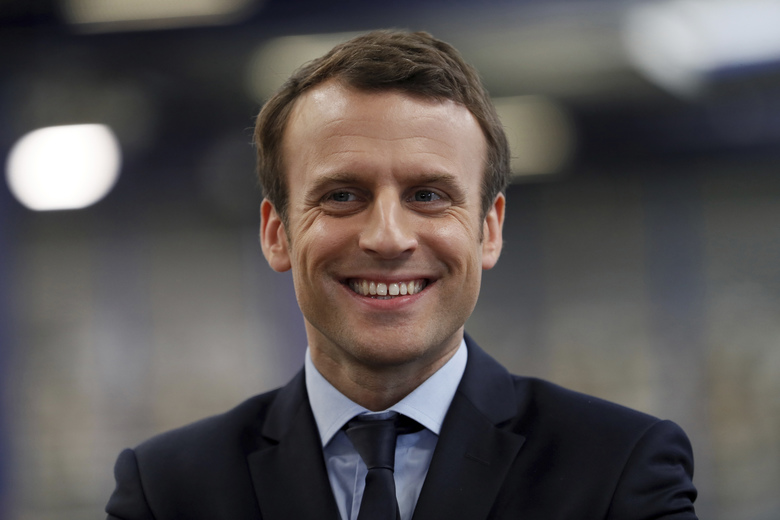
{"left": 106, "top": 336, "right": 698, "bottom": 519}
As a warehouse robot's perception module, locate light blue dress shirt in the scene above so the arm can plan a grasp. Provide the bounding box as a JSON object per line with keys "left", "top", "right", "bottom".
{"left": 305, "top": 339, "right": 468, "bottom": 520}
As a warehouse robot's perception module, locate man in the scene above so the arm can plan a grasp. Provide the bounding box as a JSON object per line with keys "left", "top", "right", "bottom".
{"left": 106, "top": 30, "right": 698, "bottom": 519}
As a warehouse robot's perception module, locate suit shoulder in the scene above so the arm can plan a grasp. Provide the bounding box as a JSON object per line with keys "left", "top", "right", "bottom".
{"left": 134, "top": 387, "right": 282, "bottom": 460}
{"left": 510, "top": 376, "right": 666, "bottom": 439}
{"left": 486, "top": 377, "right": 697, "bottom": 518}
{"left": 109, "top": 388, "right": 287, "bottom": 518}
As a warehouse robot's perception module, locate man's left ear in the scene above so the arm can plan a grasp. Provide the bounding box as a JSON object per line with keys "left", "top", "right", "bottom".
{"left": 482, "top": 193, "right": 505, "bottom": 270}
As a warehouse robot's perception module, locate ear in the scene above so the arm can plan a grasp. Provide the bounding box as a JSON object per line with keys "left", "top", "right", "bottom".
{"left": 260, "top": 198, "right": 292, "bottom": 272}
{"left": 481, "top": 193, "right": 505, "bottom": 270}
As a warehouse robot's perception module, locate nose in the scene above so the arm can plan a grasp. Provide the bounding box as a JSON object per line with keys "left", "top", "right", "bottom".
{"left": 358, "top": 192, "right": 418, "bottom": 259}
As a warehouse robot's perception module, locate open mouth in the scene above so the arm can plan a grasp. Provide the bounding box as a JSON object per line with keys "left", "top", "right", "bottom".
{"left": 347, "top": 279, "right": 429, "bottom": 299}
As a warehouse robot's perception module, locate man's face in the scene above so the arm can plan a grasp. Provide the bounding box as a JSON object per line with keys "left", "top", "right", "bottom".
{"left": 261, "top": 80, "right": 504, "bottom": 376}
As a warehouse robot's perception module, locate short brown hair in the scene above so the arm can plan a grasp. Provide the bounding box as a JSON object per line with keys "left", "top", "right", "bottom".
{"left": 254, "top": 29, "right": 510, "bottom": 225}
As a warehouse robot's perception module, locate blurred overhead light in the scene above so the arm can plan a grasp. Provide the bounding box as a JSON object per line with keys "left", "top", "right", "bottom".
{"left": 493, "top": 96, "right": 575, "bottom": 178}
{"left": 246, "top": 32, "right": 360, "bottom": 101}
{"left": 624, "top": 0, "right": 780, "bottom": 96}
{"left": 6, "top": 124, "right": 121, "bottom": 211}
{"left": 62, "top": 0, "right": 259, "bottom": 31}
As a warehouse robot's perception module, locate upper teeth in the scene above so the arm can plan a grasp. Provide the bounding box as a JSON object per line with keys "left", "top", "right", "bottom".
{"left": 348, "top": 279, "right": 426, "bottom": 297}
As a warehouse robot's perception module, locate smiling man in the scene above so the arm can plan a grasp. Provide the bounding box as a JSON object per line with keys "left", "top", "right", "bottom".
{"left": 106, "top": 30, "right": 698, "bottom": 520}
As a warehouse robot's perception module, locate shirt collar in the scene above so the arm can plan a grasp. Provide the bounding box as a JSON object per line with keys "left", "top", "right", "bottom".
{"left": 305, "top": 338, "right": 468, "bottom": 447}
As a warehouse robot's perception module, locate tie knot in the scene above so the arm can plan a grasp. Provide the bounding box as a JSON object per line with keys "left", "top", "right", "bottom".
{"left": 345, "top": 414, "right": 399, "bottom": 470}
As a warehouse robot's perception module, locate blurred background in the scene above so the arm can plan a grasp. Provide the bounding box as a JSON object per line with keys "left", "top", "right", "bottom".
{"left": 2, "top": 0, "right": 780, "bottom": 518}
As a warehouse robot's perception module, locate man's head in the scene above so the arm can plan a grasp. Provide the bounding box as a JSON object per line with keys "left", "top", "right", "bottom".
{"left": 254, "top": 29, "right": 510, "bottom": 226}
{"left": 257, "top": 30, "right": 507, "bottom": 408}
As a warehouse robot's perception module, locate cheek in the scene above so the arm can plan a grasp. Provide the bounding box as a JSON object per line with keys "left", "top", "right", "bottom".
{"left": 290, "top": 220, "right": 354, "bottom": 274}
{"left": 425, "top": 220, "right": 482, "bottom": 266}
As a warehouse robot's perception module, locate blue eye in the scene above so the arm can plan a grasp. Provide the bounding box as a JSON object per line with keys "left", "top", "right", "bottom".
{"left": 330, "top": 191, "right": 356, "bottom": 202}
{"left": 413, "top": 190, "right": 440, "bottom": 202}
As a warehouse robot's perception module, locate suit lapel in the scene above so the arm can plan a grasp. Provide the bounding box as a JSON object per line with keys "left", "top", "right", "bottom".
{"left": 245, "top": 337, "right": 525, "bottom": 520}
{"left": 412, "top": 336, "right": 526, "bottom": 520}
{"left": 247, "top": 370, "right": 341, "bottom": 520}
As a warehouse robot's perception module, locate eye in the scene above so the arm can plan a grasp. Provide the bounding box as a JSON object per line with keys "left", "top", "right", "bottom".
{"left": 328, "top": 191, "right": 358, "bottom": 202}
{"left": 412, "top": 190, "right": 441, "bottom": 202}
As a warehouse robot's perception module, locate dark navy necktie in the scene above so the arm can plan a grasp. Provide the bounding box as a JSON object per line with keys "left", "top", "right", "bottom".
{"left": 345, "top": 413, "right": 420, "bottom": 520}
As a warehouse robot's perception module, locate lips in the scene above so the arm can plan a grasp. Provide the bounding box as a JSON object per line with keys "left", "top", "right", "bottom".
{"left": 347, "top": 278, "right": 428, "bottom": 298}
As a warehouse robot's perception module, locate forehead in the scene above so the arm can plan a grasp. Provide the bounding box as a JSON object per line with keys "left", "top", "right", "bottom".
{"left": 281, "top": 81, "right": 487, "bottom": 183}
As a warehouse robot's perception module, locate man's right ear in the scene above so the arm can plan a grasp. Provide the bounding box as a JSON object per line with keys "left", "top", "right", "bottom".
{"left": 260, "top": 199, "right": 292, "bottom": 272}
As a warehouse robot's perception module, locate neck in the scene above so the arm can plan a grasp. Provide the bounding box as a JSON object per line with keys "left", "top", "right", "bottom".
{"left": 310, "top": 339, "right": 461, "bottom": 411}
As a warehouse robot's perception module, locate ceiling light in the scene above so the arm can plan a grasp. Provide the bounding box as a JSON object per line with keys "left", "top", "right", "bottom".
{"left": 62, "top": 0, "right": 259, "bottom": 32}
{"left": 624, "top": 0, "right": 780, "bottom": 96}
{"left": 494, "top": 96, "right": 575, "bottom": 178}
{"left": 6, "top": 124, "right": 121, "bottom": 211}
{"left": 246, "top": 32, "right": 361, "bottom": 101}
